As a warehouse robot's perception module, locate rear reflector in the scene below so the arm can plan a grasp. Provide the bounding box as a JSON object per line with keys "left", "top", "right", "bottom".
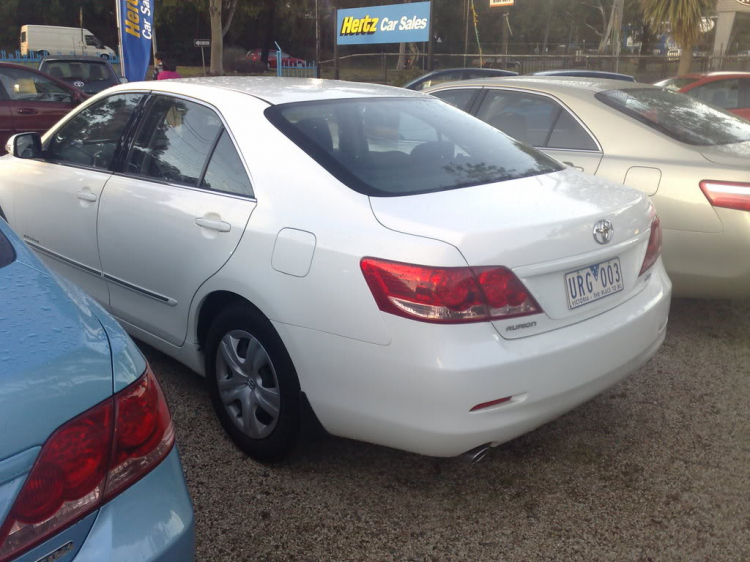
{"left": 700, "top": 180, "right": 750, "bottom": 212}
{"left": 470, "top": 396, "right": 513, "bottom": 412}
{"left": 639, "top": 214, "right": 662, "bottom": 276}
{"left": 360, "top": 258, "right": 541, "bottom": 324}
{"left": 0, "top": 365, "right": 174, "bottom": 562}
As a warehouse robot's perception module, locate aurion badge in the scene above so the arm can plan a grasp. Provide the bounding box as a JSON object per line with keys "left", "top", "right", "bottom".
{"left": 593, "top": 219, "right": 614, "bottom": 245}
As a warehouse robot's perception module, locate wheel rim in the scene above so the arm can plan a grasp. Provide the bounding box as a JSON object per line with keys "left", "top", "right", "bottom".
{"left": 215, "top": 330, "right": 281, "bottom": 439}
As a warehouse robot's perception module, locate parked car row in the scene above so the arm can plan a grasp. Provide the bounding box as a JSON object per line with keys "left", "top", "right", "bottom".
{"left": 0, "top": 70, "right": 745, "bottom": 561}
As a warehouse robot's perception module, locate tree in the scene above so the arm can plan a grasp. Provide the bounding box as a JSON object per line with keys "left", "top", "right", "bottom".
{"left": 641, "top": 0, "right": 715, "bottom": 75}
{"left": 209, "top": 0, "right": 223, "bottom": 74}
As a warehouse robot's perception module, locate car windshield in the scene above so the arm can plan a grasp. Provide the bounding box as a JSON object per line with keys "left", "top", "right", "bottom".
{"left": 653, "top": 77, "right": 699, "bottom": 90}
{"left": 596, "top": 88, "right": 750, "bottom": 146}
{"left": 43, "top": 61, "right": 114, "bottom": 83}
{"left": 266, "top": 97, "right": 563, "bottom": 197}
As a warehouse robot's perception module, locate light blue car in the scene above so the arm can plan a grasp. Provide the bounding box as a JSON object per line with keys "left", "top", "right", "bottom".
{"left": 0, "top": 220, "right": 194, "bottom": 562}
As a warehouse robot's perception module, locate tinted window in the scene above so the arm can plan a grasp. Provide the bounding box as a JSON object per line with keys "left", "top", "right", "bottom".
{"left": 476, "top": 90, "right": 561, "bottom": 147}
{"left": 597, "top": 88, "right": 750, "bottom": 146}
{"left": 45, "top": 93, "right": 143, "bottom": 169}
{"left": 43, "top": 61, "right": 114, "bottom": 85}
{"left": 127, "top": 97, "right": 223, "bottom": 186}
{"left": 547, "top": 111, "right": 598, "bottom": 151}
{"left": 201, "top": 131, "right": 253, "bottom": 197}
{"left": 0, "top": 229, "right": 15, "bottom": 270}
{"left": 0, "top": 68, "right": 72, "bottom": 103}
{"left": 267, "top": 98, "right": 562, "bottom": 197}
{"left": 686, "top": 79, "right": 740, "bottom": 110}
{"left": 431, "top": 88, "right": 477, "bottom": 112}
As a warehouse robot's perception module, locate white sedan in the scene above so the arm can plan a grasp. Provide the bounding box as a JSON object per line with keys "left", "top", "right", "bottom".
{"left": 0, "top": 78, "right": 671, "bottom": 462}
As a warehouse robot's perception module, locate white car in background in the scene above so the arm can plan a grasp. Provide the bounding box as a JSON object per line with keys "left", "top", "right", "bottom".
{"left": 0, "top": 78, "right": 671, "bottom": 462}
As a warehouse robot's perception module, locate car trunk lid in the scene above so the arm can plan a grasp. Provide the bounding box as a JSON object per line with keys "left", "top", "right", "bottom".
{"left": 369, "top": 168, "right": 654, "bottom": 337}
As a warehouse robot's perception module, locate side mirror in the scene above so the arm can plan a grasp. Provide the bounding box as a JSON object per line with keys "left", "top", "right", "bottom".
{"left": 6, "top": 133, "right": 42, "bottom": 159}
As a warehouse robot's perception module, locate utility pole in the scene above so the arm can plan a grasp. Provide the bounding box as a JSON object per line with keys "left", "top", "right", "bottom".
{"left": 315, "top": 0, "right": 320, "bottom": 71}
{"left": 542, "top": 0, "right": 554, "bottom": 55}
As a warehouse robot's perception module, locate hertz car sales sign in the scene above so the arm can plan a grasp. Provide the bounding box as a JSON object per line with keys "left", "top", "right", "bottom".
{"left": 336, "top": 2, "right": 430, "bottom": 45}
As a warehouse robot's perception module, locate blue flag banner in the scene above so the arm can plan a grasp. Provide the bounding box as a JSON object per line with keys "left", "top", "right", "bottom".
{"left": 117, "top": 0, "right": 154, "bottom": 82}
{"left": 336, "top": 2, "right": 431, "bottom": 46}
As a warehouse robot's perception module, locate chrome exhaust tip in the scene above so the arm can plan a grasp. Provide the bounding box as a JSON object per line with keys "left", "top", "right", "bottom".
{"left": 461, "top": 443, "right": 492, "bottom": 464}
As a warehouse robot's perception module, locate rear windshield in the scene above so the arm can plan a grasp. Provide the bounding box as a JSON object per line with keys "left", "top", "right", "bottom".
{"left": 43, "top": 61, "right": 114, "bottom": 83}
{"left": 596, "top": 88, "right": 750, "bottom": 146}
{"left": 266, "top": 97, "right": 562, "bottom": 197}
{"left": 0, "top": 228, "right": 16, "bottom": 270}
{"left": 654, "top": 77, "right": 699, "bottom": 91}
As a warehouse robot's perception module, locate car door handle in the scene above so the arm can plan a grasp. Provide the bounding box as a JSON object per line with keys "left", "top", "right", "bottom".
{"left": 76, "top": 191, "right": 98, "bottom": 202}
{"left": 195, "top": 217, "right": 231, "bottom": 232}
{"left": 16, "top": 108, "right": 39, "bottom": 115}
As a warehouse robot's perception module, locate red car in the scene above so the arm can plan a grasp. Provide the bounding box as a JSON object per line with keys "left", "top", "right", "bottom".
{"left": 0, "top": 62, "right": 86, "bottom": 155}
{"left": 655, "top": 71, "right": 750, "bottom": 120}
{"left": 245, "top": 48, "right": 306, "bottom": 69}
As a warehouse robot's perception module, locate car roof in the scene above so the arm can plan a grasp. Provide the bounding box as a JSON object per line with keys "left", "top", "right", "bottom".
{"left": 40, "top": 56, "right": 113, "bottom": 63}
{"left": 133, "top": 77, "right": 426, "bottom": 105}
{"left": 531, "top": 70, "right": 635, "bottom": 81}
{"left": 427, "top": 76, "right": 650, "bottom": 99}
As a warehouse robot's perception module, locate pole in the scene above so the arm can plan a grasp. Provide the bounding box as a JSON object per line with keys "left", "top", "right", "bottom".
{"left": 463, "top": 0, "right": 469, "bottom": 66}
{"left": 115, "top": 0, "right": 126, "bottom": 79}
{"left": 201, "top": 46, "right": 206, "bottom": 76}
{"left": 503, "top": 12, "right": 510, "bottom": 68}
{"left": 315, "top": 0, "right": 320, "bottom": 70}
{"left": 427, "top": 0, "right": 434, "bottom": 71}
{"left": 334, "top": 9, "right": 339, "bottom": 80}
{"left": 80, "top": 4, "right": 84, "bottom": 55}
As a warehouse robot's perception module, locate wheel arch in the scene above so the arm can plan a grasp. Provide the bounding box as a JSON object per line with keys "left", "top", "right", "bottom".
{"left": 195, "top": 290, "right": 269, "bottom": 352}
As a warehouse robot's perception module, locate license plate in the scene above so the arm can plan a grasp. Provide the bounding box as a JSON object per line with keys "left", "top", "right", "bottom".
{"left": 565, "top": 258, "right": 624, "bottom": 310}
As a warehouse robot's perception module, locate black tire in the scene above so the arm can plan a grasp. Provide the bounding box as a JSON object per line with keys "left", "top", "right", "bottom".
{"left": 205, "top": 303, "right": 301, "bottom": 462}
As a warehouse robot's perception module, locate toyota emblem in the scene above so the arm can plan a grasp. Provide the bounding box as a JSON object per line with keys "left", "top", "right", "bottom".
{"left": 74, "top": 81, "right": 85, "bottom": 88}
{"left": 593, "top": 220, "right": 614, "bottom": 245}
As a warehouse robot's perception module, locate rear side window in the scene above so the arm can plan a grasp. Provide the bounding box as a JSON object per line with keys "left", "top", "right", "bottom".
{"left": 46, "top": 93, "right": 143, "bottom": 170}
{"left": 0, "top": 229, "right": 16, "bottom": 270}
{"left": 201, "top": 131, "right": 254, "bottom": 197}
{"left": 431, "top": 88, "right": 478, "bottom": 112}
{"left": 0, "top": 67, "right": 72, "bottom": 103}
{"left": 597, "top": 88, "right": 750, "bottom": 146}
{"left": 476, "top": 90, "right": 561, "bottom": 147}
{"left": 267, "top": 97, "right": 562, "bottom": 197}
{"left": 685, "top": 79, "right": 742, "bottom": 110}
{"left": 547, "top": 111, "right": 598, "bottom": 151}
{"left": 127, "top": 97, "right": 223, "bottom": 186}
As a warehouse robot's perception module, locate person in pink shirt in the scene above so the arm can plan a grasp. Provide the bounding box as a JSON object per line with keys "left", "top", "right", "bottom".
{"left": 157, "top": 58, "right": 181, "bottom": 80}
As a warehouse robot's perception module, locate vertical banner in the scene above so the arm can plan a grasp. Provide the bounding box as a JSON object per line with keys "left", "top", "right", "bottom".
{"left": 117, "top": 0, "right": 154, "bottom": 82}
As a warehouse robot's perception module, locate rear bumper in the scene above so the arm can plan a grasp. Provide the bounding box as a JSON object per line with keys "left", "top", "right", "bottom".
{"left": 277, "top": 262, "right": 671, "bottom": 458}
{"left": 73, "top": 447, "right": 195, "bottom": 562}
{"left": 663, "top": 208, "right": 750, "bottom": 299}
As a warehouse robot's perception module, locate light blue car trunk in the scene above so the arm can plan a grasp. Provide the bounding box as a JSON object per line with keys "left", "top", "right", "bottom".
{"left": 0, "top": 224, "right": 114, "bottom": 538}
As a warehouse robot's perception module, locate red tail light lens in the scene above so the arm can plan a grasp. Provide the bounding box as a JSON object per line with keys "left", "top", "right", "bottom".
{"left": 700, "top": 180, "right": 750, "bottom": 212}
{"left": 0, "top": 365, "right": 173, "bottom": 562}
{"left": 360, "top": 258, "right": 541, "bottom": 323}
{"left": 639, "top": 215, "right": 662, "bottom": 276}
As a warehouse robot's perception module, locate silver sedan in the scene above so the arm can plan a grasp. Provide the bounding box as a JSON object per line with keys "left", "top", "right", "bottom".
{"left": 427, "top": 77, "right": 750, "bottom": 300}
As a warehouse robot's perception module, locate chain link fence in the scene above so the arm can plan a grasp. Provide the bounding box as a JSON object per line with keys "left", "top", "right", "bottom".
{"left": 320, "top": 53, "right": 750, "bottom": 86}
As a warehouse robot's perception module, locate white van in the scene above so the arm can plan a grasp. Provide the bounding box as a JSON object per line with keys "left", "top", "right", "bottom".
{"left": 20, "top": 25, "right": 116, "bottom": 59}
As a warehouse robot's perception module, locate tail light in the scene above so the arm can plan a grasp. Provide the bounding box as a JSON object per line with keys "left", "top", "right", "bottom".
{"left": 639, "top": 214, "right": 662, "bottom": 276}
{"left": 0, "top": 366, "right": 174, "bottom": 562}
{"left": 700, "top": 180, "right": 750, "bottom": 212}
{"left": 360, "top": 258, "right": 541, "bottom": 324}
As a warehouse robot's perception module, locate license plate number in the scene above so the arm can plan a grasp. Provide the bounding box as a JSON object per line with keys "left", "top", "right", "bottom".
{"left": 565, "top": 258, "right": 624, "bottom": 310}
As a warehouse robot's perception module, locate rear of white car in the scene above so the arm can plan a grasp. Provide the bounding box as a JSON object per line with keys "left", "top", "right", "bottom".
{"left": 262, "top": 94, "right": 671, "bottom": 457}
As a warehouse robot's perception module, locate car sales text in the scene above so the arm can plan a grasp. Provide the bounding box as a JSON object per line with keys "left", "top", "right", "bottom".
{"left": 340, "top": 15, "right": 428, "bottom": 36}
{"left": 123, "top": 0, "right": 153, "bottom": 40}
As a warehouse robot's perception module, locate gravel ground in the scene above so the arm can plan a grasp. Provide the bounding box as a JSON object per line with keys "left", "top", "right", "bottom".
{"left": 143, "top": 297, "right": 750, "bottom": 562}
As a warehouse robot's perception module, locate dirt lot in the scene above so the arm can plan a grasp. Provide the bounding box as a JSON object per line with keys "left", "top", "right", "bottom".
{"left": 144, "top": 297, "right": 750, "bottom": 562}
